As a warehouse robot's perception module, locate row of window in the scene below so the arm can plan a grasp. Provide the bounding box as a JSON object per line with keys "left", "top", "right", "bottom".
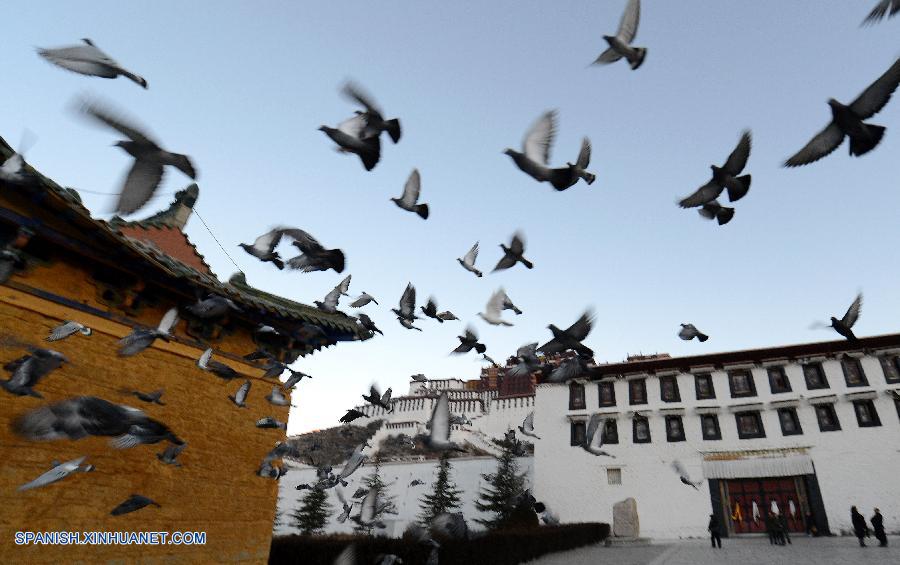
{"left": 569, "top": 356, "right": 900, "bottom": 410}
{"left": 570, "top": 398, "right": 897, "bottom": 446}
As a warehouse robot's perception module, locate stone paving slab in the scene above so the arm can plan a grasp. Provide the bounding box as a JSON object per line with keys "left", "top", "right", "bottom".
{"left": 526, "top": 535, "right": 900, "bottom": 565}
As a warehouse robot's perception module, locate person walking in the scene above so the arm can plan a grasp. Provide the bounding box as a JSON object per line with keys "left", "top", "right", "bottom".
{"left": 708, "top": 514, "right": 722, "bottom": 549}
{"left": 778, "top": 512, "right": 792, "bottom": 545}
{"left": 871, "top": 508, "right": 887, "bottom": 547}
{"left": 851, "top": 506, "right": 869, "bottom": 547}
{"left": 765, "top": 511, "right": 777, "bottom": 545}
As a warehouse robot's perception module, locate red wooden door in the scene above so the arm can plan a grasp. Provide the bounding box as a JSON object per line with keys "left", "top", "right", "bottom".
{"left": 725, "top": 477, "right": 806, "bottom": 534}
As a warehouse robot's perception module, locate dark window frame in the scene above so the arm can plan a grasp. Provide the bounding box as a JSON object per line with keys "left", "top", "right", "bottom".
{"left": 728, "top": 370, "right": 757, "bottom": 398}
{"left": 814, "top": 404, "right": 841, "bottom": 432}
{"left": 880, "top": 356, "right": 900, "bottom": 384}
{"left": 570, "top": 421, "right": 586, "bottom": 446}
{"left": 735, "top": 410, "right": 765, "bottom": 439}
{"left": 841, "top": 357, "right": 869, "bottom": 388}
{"left": 853, "top": 400, "right": 882, "bottom": 428}
{"left": 767, "top": 366, "right": 792, "bottom": 394}
{"left": 700, "top": 414, "right": 722, "bottom": 440}
{"left": 629, "top": 379, "right": 648, "bottom": 405}
{"left": 632, "top": 417, "right": 651, "bottom": 444}
{"left": 659, "top": 376, "right": 681, "bottom": 403}
{"left": 665, "top": 415, "right": 686, "bottom": 442}
{"left": 694, "top": 373, "right": 716, "bottom": 400}
{"left": 569, "top": 382, "right": 586, "bottom": 410}
{"left": 802, "top": 362, "right": 829, "bottom": 390}
{"left": 777, "top": 407, "right": 803, "bottom": 436}
{"left": 602, "top": 419, "right": 619, "bottom": 444}
{"left": 598, "top": 381, "right": 616, "bottom": 407}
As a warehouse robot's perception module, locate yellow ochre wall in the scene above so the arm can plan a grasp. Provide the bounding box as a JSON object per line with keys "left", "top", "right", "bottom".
{"left": 0, "top": 257, "right": 290, "bottom": 563}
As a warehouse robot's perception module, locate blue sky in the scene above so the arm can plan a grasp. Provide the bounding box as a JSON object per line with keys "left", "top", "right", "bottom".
{"left": 2, "top": 1, "right": 898, "bottom": 434}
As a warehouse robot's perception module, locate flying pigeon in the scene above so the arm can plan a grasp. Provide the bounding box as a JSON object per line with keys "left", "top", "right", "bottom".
{"left": 583, "top": 414, "right": 615, "bottom": 457}
{"left": 391, "top": 169, "right": 430, "bottom": 220}
{"left": 281, "top": 228, "right": 346, "bottom": 273}
{"left": 350, "top": 292, "right": 378, "bottom": 308}
{"left": 830, "top": 293, "right": 863, "bottom": 341}
{"left": 156, "top": 443, "right": 186, "bottom": 467}
{"left": 17, "top": 456, "right": 94, "bottom": 491}
{"left": 678, "top": 323, "right": 709, "bottom": 342}
{"left": 266, "top": 386, "right": 290, "bottom": 406}
{"left": 336, "top": 488, "right": 355, "bottom": 523}
{"left": 421, "top": 392, "right": 465, "bottom": 452}
{"left": 409, "top": 479, "right": 425, "bottom": 487}
{"left": 411, "top": 374, "right": 428, "bottom": 382}
{"left": 507, "top": 343, "right": 542, "bottom": 378}
{"left": 548, "top": 137, "right": 597, "bottom": 190}
{"left": 539, "top": 309, "right": 595, "bottom": 358}
{"left": 342, "top": 82, "right": 401, "bottom": 143}
{"left": 119, "top": 388, "right": 165, "bottom": 405}
{"left": 482, "top": 354, "right": 499, "bottom": 367}
{"left": 197, "top": 348, "right": 239, "bottom": 380}
{"left": 354, "top": 487, "right": 387, "bottom": 530}
{"left": 351, "top": 487, "right": 368, "bottom": 499}
{"left": 256, "top": 417, "right": 287, "bottom": 431}
{"left": 697, "top": 200, "right": 734, "bottom": 225}
{"left": 452, "top": 326, "right": 487, "bottom": 355}
{"left": 315, "top": 277, "right": 350, "bottom": 313}
{"left": 437, "top": 311, "right": 459, "bottom": 321}
{"left": 341, "top": 409, "right": 366, "bottom": 424}
{"left": 457, "top": 242, "right": 483, "bottom": 277}
{"left": 239, "top": 228, "right": 285, "bottom": 269}
{"left": 363, "top": 385, "right": 393, "bottom": 412}
{"left": 478, "top": 288, "right": 514, "bottom": 326}
{"left": 46, "top": 321, "right": 92, "bottom": 342}
{"left": 518, "top": 412, "right": 541, "bottom": 439}
{"left": 420, "top": 297, "right": 445, "bottom": 322}
{"left": 592, "top": 0, "right": 647, "bottom": 70}
{"left": 863, "top": 0, "right": 900, "bottom": 25}
{"left": 338, "top": 443, "right": 368, "bottom": 482}
{"left": 392, "top": 283, "right": 422, "bottom": 331}
{"left": 12, "top": 395, "right": 183, "bottom": 448}
{"left": 501, "top": 291, "right": 523, "bottom": 315}
{"left": 79, "top": 99, "right": 196, "bottom": 215}
{"left": 504, "top": 111, "right": 591, "bottom": 189}
{"left": 229, "top": 380, "right": 251, "bottom": 407}
{"left": 319, "top": 115, "right": 381, "bottom": 171}
{"left": 678, "top": 130, "right": 752, "bottom": 208}
{"left": 672, "top": 459, "right": 702, "bottom": 489}
{"left": 784, "top": 56, "right": 900, "bottom": 166}
{"left": 186, "top": 295, "right": 241, "bottom": 319}
{"left": 549, "top": 355, "right": 591, "bottom": 382}
{"left": 282, "top": 368, "right": 312, "bottom": 389}
{"left": 118, "top": 307, "right": 179, "bottom": 356}
{"left": 38, "top": 39, "right": 147, "bottom": 88}
{"left": 111, "top": 494, "right": 160, "bottom": 516}
{"left": 357, "top": 313, "right": 384, "bottom": 336}
{"left": 493, "top": 232, "right": 533, "bottom": 272}
{"left": 1, "top": 348, "right": 68, "bottom": 398}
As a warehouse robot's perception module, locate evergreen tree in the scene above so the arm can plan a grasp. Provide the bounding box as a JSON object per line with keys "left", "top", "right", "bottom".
{"left": 418, "top": 451, "right": 463, "bottom": 525}
{"left": 353, "top": 457, "right": 398, "bottom": 535}
{"left": 474, "top": 437, "right": 527, "bottom": 529}
{"left": 292, "top": 487, "right": 332, "bottom": 535}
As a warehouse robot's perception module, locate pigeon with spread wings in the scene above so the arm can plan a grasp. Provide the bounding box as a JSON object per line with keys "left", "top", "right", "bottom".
{"left": 592, "top": 0, "right": 647, "bottom": 70}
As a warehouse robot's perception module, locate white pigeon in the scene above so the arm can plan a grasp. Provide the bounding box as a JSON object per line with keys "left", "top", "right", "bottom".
{"left": 229, "top": 380, "right": 251, "bottom": 408}
{"left": 266, "top": 386, "right": 290, "bottom": 406}
{"left": 46, "top": 321, "right": 92, "bottom": 342}
{"left": 118, "top": 307, "right": 179, "bottom": 356}
{"left": 350, "top": 292, "right": 378, "bottom": 308}
{"left": 391, "top": 169, "right": 429, "bottom": 220}
{"left": 18, "top": 456, "right": 94, "bottom": 491}
{"left": 422, "top": 392, "right": 464, "bottom": 452}
{"left": 478, "top": 288, "right": 514, "bottom": 326}
{"left": 583, "top": 414, "right": 615, "bottom": 457}
{"left": 336, "top": 487, "right": 354, "bottom": 523}
{"left": 592, "top": 0, "right": 647, "bottom": 70}
{"left": 518, "top": 411, "right": 541, "bottom": 439}
{"left": 315, "top": 280, "right": 346, "bottom": 313}
{"left": 457, "top": 242, "right": 482, "bottom": 277}
{"left": 37, "top": 39, "right": 148, "bottom": 88}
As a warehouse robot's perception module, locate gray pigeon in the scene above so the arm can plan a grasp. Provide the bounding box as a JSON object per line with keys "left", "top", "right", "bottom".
{"left": 409, "top": 479, "right": 425, "bottom": 487}
{"left": 391, "top": 169, "right": 429, "bottom": 219}
{"left": 46, "top": 321, "right": 92, "bottom": 342}
{"left": 518, "top": 411, "right": 541, "bottom": 439}
{"left": 186, "top": 295, "right": 242, "bottom": 319}
{"left": 583, "top": 414, "right": 615, "bottom": 457}
{"left": 316, "top": 276, "right": 351, "bottom": 313}
{"left": 478, "top": 288, "right": 514, "bottom": 326}
{"left": 282, "top": 367, "right": 313, "bottom": 389}
{"left": 504, "top": 111, "right": 570, "bottom": 186}
{"left": 320, "top": 114, "right": 381, "bottom": 171}
{"left": 493, "top": 232, "right": 533, "bottom": 272}
{"left": 350, "top": 292, "right": 378, "bottom": 308}
{"left": 539, "top": 310, "right": 595, "bottom": 358}
{"left": 118, "top": 307, "right": 179, "bottom": 357}
{"left": 420, "top": 296, "right": 443, "bottom": 322}
{"left": 342, "top": 82, "right": 401, "bottom": 143}
{"left": 592, "top": 0, "right": 647, "bottom": 70}
{"left": 1, "top": 348, "right": 68, "bottom": 398}
{"left": 507, "top": 343, "right": 542, "bottom": 378}
{"left": 411, "top": 374, "right": 428, "bottom": 382}
{"left": 679, "top": 323, "right": 709, "bottom": 342}
{"left": 392, "top": 283, "right": 422, "bottom": 331}
{"left": 357, "top": 313, "right": 383, "bottom": 336}
{"left": 17, "top": 456, "right": 94, "bottom": 491}
{"left": 678, "top": 131, "right": 752, "bottom": 208}
{"left": 452, "top": 326, "right": 487, "bottom": 355}
{"left": 111, "top": 494, "right": 160, "bottom": 516}
{"left": 421, "top": 392, "right": 465, "bottom": 452}
{"left": 501, "top": 291, "right": 523, "bottom": 315}
{"left": 229, "top": 380, "right": 251, "bottom": 407}
{"left": 156, "top": 442, "right": 186, "bottom": 467}
{"left": 436, "top": 311, "right": 459, "bottom": 321}
{"left": 256, "top": 417, "right": 287, "bottom": 431}
{"left": 363, "top": 385, "right": 393, "bottom": 412}
{"left": 266, "top": 386, "right": 290, "bottom": 406}
{"left": 239, "top": 228, "right": 285, "bottom": 269}
{"left": 197, "top": 348, "right": 239, "bottom": 380}
{"left": 338, "top": 443, "right": 368, "bottom": 482}
{"left": 336, "top": 487, "right": 355, "bottom": 523}
{"left": 38, "top": 39, "right": 147, "bottom": 87}
{"left": 457, "top": 242, "right": 482, "bottom": 277}
{"left": 79, "top": 99, "right": 196, "bottom": 215}
{"left": 785, "top": 56, "right": 900, "bottom": 166}
{"left": 830, "top": 293, "right": 863, "bottom": 341}
{"left": 863, "top": 0, "right": 900, "bottom": 24}
{"left": 698, "top": 200, "right": 734, "bottom": 225}
{"left": 281, "top": 228, "right": 346, "bottom": 273}
{"left": 119, "top": 388, "right": 165, "bottom": 405}
{"left": 549, "top": 355, "right": 591, "bottom": 382}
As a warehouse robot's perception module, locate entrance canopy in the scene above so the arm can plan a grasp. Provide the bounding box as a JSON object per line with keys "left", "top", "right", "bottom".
{"left": 702, "top": 450, "right": 814, "bottom": 479}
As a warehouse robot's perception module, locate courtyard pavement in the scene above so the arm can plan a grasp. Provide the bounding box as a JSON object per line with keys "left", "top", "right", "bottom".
{"left": 527, "top": 535, "right": 900, "bottom": 565}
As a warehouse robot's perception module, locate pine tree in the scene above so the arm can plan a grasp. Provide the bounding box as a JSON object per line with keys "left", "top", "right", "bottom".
{"left": 474, "top": 437, "right": 527, "bottom": 529}
{"left": 353, "top": 457, "right": 398, "bottom": 535}
{"left": 418, "top": 451, "right": 463, "bottom": 525}
{"left": 292, "top": 487, "right": 332, "bottom": 535}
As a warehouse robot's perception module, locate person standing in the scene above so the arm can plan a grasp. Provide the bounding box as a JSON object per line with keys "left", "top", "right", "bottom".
{"left": 765, "top": 511, "right": 777, "bottom": 545}
{"left": 851, "top": 506, "right": 869, "bottom": 547}
{"left": 708, "top": 514, "right": 722, "bottom": 549}
{"left": 778, "top": 512, "right": 792, "bottom": 545}
{"left": 871, "top": 508, "right": 887, "bottom": 547}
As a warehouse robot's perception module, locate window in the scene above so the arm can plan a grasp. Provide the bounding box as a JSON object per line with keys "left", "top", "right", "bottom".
{"left": 880, "top": 356, "right": 900, "bottom": 384}
{"left": 694, "top": 373, "right": 715, "bottom": 400}
{"left": 570, "top": 421, "right": 586, "bottom": 446}
{"left": 803, "top": 362, "right": 829, "bottom": 390}
{"left": 777, "top": 407, "right": 803, "bottom": 436}
{"left": 629, "top": 379, "right": 647, "bottom": 405}
{"left": 735, "top": 411, "right": 765, "bottom": 439}
{"left": 569, "top": 382, "right": 585, "bottom": 410}
{"left": 598, "top": 381, "right": 616, "bottom": 407}
{"left": 728, "top": 370, "right": 757, "bottom": 398}
{"left": 814, "top": 404, "right": 841, "bottom": 432}
{"left": 633, "top": 417, "right": 651, "bottom": 443}
{"left": 767, "top": 366, "right": 792, "bottom": 394}
{"left": 602, "top": 419, "right": 619, "bottom": 444}
{"left": 606, "top": 468, "right": 622, "bottom": 485}
{"left": 841, "top": 358, "right": 868, "bottom": 387}
{"left": 660, "top": 376, "right": 681, "bottom": 402}
{"left": 665, "top": 415, "right": 686, "bottom": 442}
{"left": 700, "top": 414, "right": 721, "bottom": 440}
{"left": 853, "top": 400, "right": 881, "bottom": 428}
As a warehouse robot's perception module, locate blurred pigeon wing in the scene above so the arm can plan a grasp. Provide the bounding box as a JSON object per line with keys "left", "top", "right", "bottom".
{"left": 576, "top": 137, "right": 591, "bottom": 169}
{"left": 117, "top": 159, "right": 164, "bottom": 215}
{"left": 486, "top": 289, "right": 505, "bottom": 317}
{"left": 463, "top": 242, "right": 479, "bottom": 265}
{"left": 678, "top": 181, "right": 722, "bottom": 208}
{"left": 401, "top": 169, "right": 421, "bottom": 207}
{"left": 281, "top": 229, "right": 324, "bottom": 254}
{"left": 336, "top": 275, "right": 352, "bottom": 295}
{"left": 253, "top": 229, "right": 282, "bottom": 252}
{"left": 41, "top": 57, "right": 117, "bottom": 78}
{"left": 863, "top": 0, "right": 900, "bottom": 24}
{"left": 672, "top": 459, "right": 689, "bottom": 476}
{"left": 594, "top": 48, "right": 623, "bottom": 64}
{"left": 850, "top": 56, "right": 900, "bottom": 119}
{"left": 337, "top": 115, "right": 368, "bottom": 138}
{"left": 566, "top": 310, "right": 594, "bottom": 341}
{"left": 47, "top": 321, "right": 80, "bottom": 341}
{"left": 842, "top": 293, "right": 863, "bottom": 328}
{"left": 523, "top": 111, "right": 557, "bottom": 165}
{"left": 343, "top": 82, "right": 382, "bottom": 115}
{"left": 723, "top": 130, "right": 752, "bottom": 175}
{"left": 429, "top": 392, "right": 451, "bottom": 443}
{"left": 784, "top": 123, "right": 844, "bottom": 167}
{"left": 158, "top": 308, "right": 179, "bottom": 333}
{"left": 81, "top": 100, "right": 155, "bottom": 146}
{"left": 586, "top": 414, "right": 602, "bottom": 444}
{"left": 617, "top": 0, "right": 641, "bottom": 42}
{"left": 399, "top": 284, "right": 416, "bottom": 316}
{"left": 509, "top": 233, "right": 526, "bottom": 255}
{"left": 333, "top": 545, "right": 358, "bottom": 565}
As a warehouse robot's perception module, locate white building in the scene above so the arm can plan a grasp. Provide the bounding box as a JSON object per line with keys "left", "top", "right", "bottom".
{"left": 534, "top": 333, "right": 900, "bottom": 539}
